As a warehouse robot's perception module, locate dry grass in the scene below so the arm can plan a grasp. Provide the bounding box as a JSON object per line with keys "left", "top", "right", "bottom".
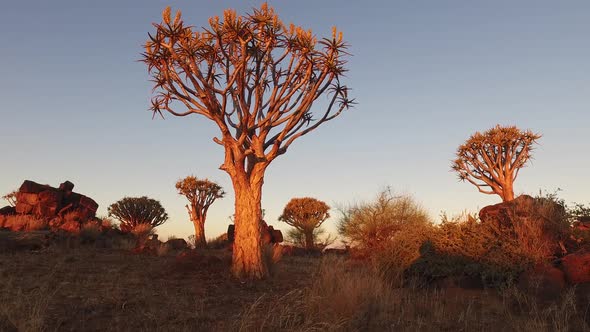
{"left": 0, "top": 245, "right": 317, "bottom": 331}
{"left": 236, "top": 257, "right": 590, "bottom": 332}
{"left": 0, "top": 215, "right": 48, "bottom": 232}
{"left": 0, "top": 240, "right": 588, "bottom": 331}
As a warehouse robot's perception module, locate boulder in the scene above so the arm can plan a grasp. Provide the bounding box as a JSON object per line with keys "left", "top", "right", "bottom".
{"left": 18, "top": 180, "right": 49, "bottom": 194}
{"left": 15, "top": 203, "right": 33, "bottom": 215}
{"left": 518, "top": 263, "right": 566, "bottom": 301}
{"left": 165, "top": 238, "right": 188, "bottom": 250}
{"left": 0, "top": 206, "right": 16, "bottom": 216}
{"left": 59, "top": 181, "right": 75, "bottom": 192}
{"left": 271, "top": 229, "right": 283, "bottom": 243}
{"left": 11, "top": 180, "right": 99, "bottom": 225}
{"left": 227, "top": 224, "right": 235, "bottom": 242}
{"left": 559, "top": 248, "right": 590, "bottom": 284}
{"left": 479, "top": 195, "right": 536, "bottom": 229}
{"left": 16, "top": 192, "right": 39, "bottom": 205}
{"left": 227, "top": 222, "right": 283, "bottom": 244}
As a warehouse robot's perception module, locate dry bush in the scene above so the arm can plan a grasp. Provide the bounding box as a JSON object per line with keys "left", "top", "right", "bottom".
{"left": 206, "top": 233, "right": 229, "bottom": 249}
{"left": 80, "top": 222, "right": 101, "bottom": 242}
{"left": 263, "top": 244, "right": 283, "bottom": 274}
{"left": 0, "top": 215, "right": 48, "bottom": 232}
{"left": 338, "top": 190, "right": 431, "bottom": 255}
{"left": 408, "top": 213, "right": 531, "bottom": 288}
{"left": 237, "top": 257, "right": 587, "bottom": 332}
{"left": 99, "top": 217, "right": 115, "bottom": 231}
{"left": 131, "top": 223, "right": 154, "bottom": 239}
{"left": 156, "top": 243, "right": 170, "bottom": 257}
{"left": 376, "top": 222, "right": 435, "bottom": 287}
{"left": 50, "top": 211, "right": 84, "bottom": 233}
{"left": 510, "top": 195, "right": 571, "bottom": 259}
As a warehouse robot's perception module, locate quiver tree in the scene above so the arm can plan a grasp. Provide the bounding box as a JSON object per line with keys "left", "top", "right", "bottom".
{"left": 2, "top": 190, "right": 17, "bottom": 207}
{"left": 142, "top": 4, "right": 353, "bottom": 278}
{"left": 176, "top": 176, "right": 225, "bottom": 248}
{"left": 108, "top": 196, "right": 168, "bottom": 233}
{"left": 279, "top": 197, "right": 330, "bottom": 249}
{"left": 452, "top": 125, "right": 541, "bottom": 202}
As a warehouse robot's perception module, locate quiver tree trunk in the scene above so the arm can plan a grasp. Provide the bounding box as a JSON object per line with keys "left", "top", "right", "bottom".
{"left": 189, "top": 207, "right": 207, "bottom": 249}
{"left": 305, "top": 231, "right": 314, "bottom": 250}
{"left": 502, "top": 181, "right": 515, "bottom": 202}
{"left": 228, "top": 165, "right": 268, "bottom": 279}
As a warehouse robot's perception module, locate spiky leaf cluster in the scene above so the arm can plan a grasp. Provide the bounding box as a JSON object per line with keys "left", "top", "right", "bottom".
{"left": 108, "top": 196, "right": 168, "bottom": 232}
{"left": 142, "top": 3, "right": 354, "bottom": 164}
{"left": 452, "top": 125, "right": 541, "bottom": 198}
{"left": 175, "top": 176, "right": 225, "bottom": 218}
{"left": 279, "top": 197, "right": 330, "bottom": 233}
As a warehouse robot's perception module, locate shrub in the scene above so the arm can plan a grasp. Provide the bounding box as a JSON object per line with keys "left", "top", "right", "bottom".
{"left": 0, "top": 215, "right": 48, "bottom": 232}
{"left": 80, "top": 222, "right": 102, "bottom": 242}
{"left": 407, "top": 213, "right": 534, "bottom": 288}
{"left": 338, "top": 190, "right": 431, "bottom": 254}
{"left": 376, "top": 221, "right": 434, "bottom": 286}
{"left": 262, "top": 244, "right": 283, "bottom": 275}
{"left": 206, "top": 233, "right": 229, "bottom": 249}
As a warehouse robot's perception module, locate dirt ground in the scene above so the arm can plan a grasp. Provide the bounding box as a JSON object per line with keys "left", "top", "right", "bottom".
{"left": 0, "top": 245, "right": 319, "bottom": 331}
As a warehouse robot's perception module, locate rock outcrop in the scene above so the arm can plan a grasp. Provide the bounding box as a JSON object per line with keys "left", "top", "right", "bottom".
{"left": 13, "top": 180, "right": 98, "bottom": 220}
{"left": 227, "top": 221, "right": 283, "bottom": 245}
{"left": 559, "top": 248, "right": 590, "bottom": 284}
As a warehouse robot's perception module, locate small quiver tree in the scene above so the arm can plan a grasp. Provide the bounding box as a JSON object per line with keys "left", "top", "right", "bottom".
{"left": 452, "top": 125, "right": 541, "bottom": 202}
{"left": 142, "top": 4, "right": 353, "bottom": 278}
{"left": 279, "top": 197, "right": 330, "bottom": 250}
{"left": 108, "top": 196, "right": 168, "bottom": 234}
{"left": 2, "top": 190, "right": 17, "bottom": 207}
{"left": 176, "top": 176, "right": 225, "bottom": 248}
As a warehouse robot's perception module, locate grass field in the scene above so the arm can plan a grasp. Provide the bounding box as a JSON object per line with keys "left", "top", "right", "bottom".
{"left": 1, "top": 240, "right": 589, "bottom": 332}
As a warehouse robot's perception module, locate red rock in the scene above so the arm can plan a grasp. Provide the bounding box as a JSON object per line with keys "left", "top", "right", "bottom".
{"left": 271, "top": 229, "right": 283, "bottom": 243}
{"left": 18, "top": 180, "right": 49, "bottom": 194}
{"left": 15, "top": 203, "right": 33, "bottom": 215}
{"left": 16, "top": 192, "right": 39, "bottom": 205}
{"left": 479, "top": 195, "right": 536, "bottom": 229}
{"left": 0, "top": 206, "right": 16, "bottom": 216}
{"left": 519, "top": 263, "right": 566, "bottom": 301}
{"left": 560, "top": 248, "right": 590, "bottom": 284}
{"left": 165, "top": 238, "right": 188, "bottom": 250}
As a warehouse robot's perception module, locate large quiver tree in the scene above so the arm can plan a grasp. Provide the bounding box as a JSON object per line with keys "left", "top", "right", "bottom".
{"left": 452, "top": 125, "right": 541, "bottom": 202}
{"left": 279, "top": 197, "right": 330, "bottom": 249}
{"left": 176, "top": 176, "right": 225, "bottom": 248}
{"left": 142, "top": 4, "right": 353, "bottom": 278}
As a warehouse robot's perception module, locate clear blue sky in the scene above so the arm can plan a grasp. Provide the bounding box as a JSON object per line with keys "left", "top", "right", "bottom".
{"left": 1, "top": 1, "right": 588, "bottom": 240}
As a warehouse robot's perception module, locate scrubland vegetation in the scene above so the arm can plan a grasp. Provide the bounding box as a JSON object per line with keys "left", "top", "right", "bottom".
{"left": 1, "top": 3, "right": 589, "bottom": 331}
{"left": 1, "top": 187, "right": 590, "bottom": 331}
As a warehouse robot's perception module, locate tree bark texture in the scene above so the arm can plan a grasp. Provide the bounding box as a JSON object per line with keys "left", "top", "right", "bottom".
{"left": 230, "top": 174, "right": 268, "bottom": 279}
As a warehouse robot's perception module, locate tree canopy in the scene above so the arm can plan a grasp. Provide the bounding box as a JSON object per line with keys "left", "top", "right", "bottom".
{"left": 176, "top": 176, "right": 225, "bottom": 248}
{"left": 108, "top": 196, "right": 168, "bottom": 232}
{"left": 452, "top": 125, "right": 541, "bottom": 202}
{"left": 279, "top": 197, "right": 330, "bottom": 249}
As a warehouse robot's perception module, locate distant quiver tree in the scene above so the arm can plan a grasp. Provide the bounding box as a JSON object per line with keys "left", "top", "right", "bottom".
{"left": 176, "top": 176, "right": 225, "bottom": 248}
{"left": 452, "top": 125, "right": 541, "bottom": 202}
{"left": 279, "top": 197, "right": 330, "bottom": 249}
{"left": 108, "top": 196, "right": 168, "bottom": 233}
